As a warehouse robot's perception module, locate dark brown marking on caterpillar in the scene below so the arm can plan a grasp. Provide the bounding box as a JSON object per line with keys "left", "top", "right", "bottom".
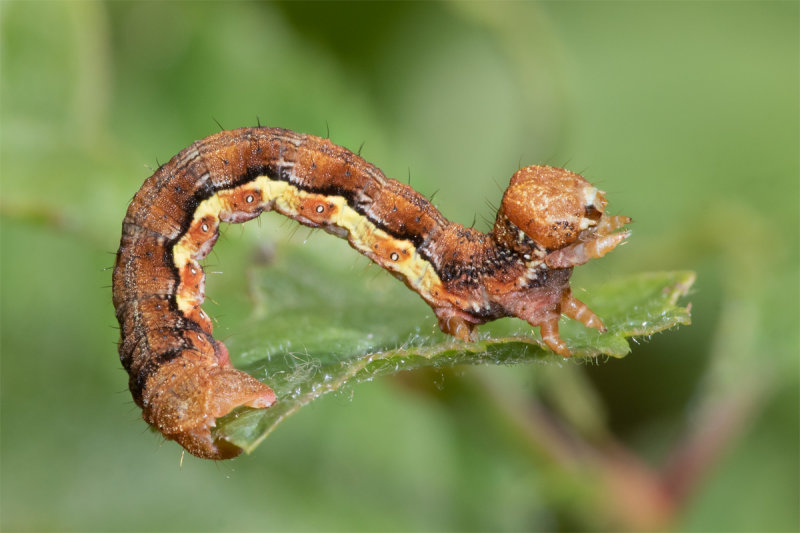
{"left": 113, "top": 127, "right": 630, "bottom": 459}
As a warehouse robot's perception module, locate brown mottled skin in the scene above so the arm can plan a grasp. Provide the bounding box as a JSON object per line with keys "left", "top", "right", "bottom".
{"left": 113, "top": 127, "right": 630, "bottom": 459}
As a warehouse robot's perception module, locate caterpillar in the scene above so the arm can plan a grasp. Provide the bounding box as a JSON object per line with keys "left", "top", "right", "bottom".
{"left": 112, "top": 127, "right": 630, "bottom": 459}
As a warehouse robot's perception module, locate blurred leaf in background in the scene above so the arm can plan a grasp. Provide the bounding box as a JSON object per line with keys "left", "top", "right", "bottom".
{"left": 1, "top": 1, "right": 796, "bottom": 532}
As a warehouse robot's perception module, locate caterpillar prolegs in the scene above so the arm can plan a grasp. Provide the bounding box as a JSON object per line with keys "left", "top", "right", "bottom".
{"left": 112, "top": 127, "right": 631, "bottom": 459}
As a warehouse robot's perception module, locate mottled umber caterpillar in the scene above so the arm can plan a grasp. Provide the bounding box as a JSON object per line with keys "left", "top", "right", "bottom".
{"left": 113, "top": 127, "right": 630, "bottom": 459}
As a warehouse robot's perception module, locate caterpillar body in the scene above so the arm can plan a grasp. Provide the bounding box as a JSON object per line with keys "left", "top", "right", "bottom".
{"left": 112, "top": 127, "right": 630, "bottom": 459}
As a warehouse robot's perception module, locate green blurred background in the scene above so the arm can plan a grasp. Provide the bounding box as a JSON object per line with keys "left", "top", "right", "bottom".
{"left": 1, "top": 1, "right": 797, "bottom": 531}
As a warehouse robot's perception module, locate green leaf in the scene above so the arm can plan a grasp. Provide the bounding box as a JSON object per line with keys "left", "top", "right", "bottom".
{"left": 213, "top": 244, "right": 694, "bottom": 454}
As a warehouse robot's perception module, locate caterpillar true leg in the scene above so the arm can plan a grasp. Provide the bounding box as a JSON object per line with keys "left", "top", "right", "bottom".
{"left": 561, "top": 289, "right": 606, "bottom": 332}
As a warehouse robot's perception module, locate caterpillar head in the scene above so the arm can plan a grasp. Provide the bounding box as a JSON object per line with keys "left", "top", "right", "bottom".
{"left": 499, "top": 165, "right": 606, "bottom": 250}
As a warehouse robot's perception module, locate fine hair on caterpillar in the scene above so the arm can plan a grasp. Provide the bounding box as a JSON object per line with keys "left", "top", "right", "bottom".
{"left": 112, "top": 127, "right": 630, "bottom": 459}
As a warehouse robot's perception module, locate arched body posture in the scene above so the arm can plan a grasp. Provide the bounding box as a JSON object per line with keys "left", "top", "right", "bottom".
{"left": 113, "top": 127, "right": 630, "bottom": 459}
